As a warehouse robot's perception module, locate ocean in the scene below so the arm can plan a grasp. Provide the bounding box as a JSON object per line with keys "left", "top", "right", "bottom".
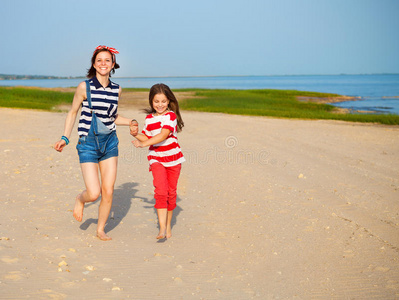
{"left": 1, "top": 74, "right": 398, "bottom": 114}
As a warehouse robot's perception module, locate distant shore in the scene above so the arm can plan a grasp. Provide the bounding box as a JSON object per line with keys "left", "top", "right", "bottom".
{"left": 0, "top": 74, "right": 79, "bottom": 80}
{"left": 2, "top": 73, "right": 398, "bottom": 80}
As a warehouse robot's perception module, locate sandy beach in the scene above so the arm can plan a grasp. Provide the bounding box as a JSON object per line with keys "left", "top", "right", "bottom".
{"left": 1, "top": 106, "right": 398, "bottom": 299}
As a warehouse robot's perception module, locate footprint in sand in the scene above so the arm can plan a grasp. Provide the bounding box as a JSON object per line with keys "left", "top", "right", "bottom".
{"left": 4, "top": 271, "right": 22, "bottom": 281}
{"left": 375, "top": 266, "right": 390, "bottom": 272}
{"left": 33, "top": 289, "right": 66, "bottom": 299}
{"left": 1, "top": 256, "right": 19, "bottom": 264}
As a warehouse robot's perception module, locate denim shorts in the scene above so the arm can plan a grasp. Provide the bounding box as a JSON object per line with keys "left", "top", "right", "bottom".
{"left": 76, "top": 128, "right": 119, "bottom": 164}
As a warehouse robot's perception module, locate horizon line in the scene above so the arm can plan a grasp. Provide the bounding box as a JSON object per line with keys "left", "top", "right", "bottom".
{"left": 1, "top": 73, "right": 399, "bottom": 79}
{"left": 113, "top": 73, "right": 399, "bottom": 79}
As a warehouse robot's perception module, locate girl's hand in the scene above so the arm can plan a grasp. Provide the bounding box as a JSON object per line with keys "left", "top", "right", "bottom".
{"left": 130, "top": 120, "right": 139, "bottom": 136}
{"left": 132, "top": 140, "right": 143, "bottom": 148}
{"left": 54, "top": 139, "right": 66, "bottom": 152}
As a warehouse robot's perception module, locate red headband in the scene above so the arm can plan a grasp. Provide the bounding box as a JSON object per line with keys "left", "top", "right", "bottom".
{"left": 94, "top": 45, "right": 119, "bottom": 55}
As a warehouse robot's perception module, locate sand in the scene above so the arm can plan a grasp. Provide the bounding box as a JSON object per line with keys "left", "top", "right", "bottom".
{"left": 0, "top": 107, "right": 398, "bottom": 299}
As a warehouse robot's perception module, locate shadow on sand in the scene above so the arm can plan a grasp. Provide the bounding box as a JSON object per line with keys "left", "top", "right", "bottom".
{"left": 141, "top": 196, "right": 183, "bottom": 228}
{"left": 79, "top": 182, "right": 146, "bottom": 233}
{"left": 79, "top": 182, "right": 183, "bottom": 239}
{"left": 140, "top": 195, "right": 184, "bottom": 243}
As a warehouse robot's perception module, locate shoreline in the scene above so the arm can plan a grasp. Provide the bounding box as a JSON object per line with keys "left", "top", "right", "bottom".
{"left": 296, "top": 95, "right": 361, "bottom": 104}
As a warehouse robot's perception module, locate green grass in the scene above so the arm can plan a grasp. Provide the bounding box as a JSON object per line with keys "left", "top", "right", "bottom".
{"left": 0, "top": 87, "right": 73, "bottom": 110}
{"left": 0, "top": 86, "right": 398, "bottom": 125}
{"left": 178, "top": 89, "right": 399, "bottom": 125}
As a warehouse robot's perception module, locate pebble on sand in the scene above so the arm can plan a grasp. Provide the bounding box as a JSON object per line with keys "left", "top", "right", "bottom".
{"left": 58, "top": 261, "right": 68, "bottom": 267}
{"left": 174, "top": 277, "right": 183, "bottom": 284}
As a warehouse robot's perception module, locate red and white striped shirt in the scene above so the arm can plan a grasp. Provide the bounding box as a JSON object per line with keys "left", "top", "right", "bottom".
{"left": 142, "top": 111, "right": 185, "bottom": 167}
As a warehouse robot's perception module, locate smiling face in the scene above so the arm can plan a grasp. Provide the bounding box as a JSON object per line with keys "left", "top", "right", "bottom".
{"left": 93, "top": 51, "right": 115, "bottom": 77}
{"left": 152, "top": 93, "right": 170, "bottom": 115}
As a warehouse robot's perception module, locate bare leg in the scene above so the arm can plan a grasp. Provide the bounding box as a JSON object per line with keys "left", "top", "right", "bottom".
{"left": 166, "top": 210, "right": 173, "bottom": 238}
{"left": 74, "top": 163, "right": 101, "bottom": 222}
{"left": 156, "top": 208, "right": 168, "bottom": 239}
{"left": 165, "top": 164, "right": 180, "bottom": 239}
{"left": 73, "top": 193, "right": 84, "bottom": 222}
{"left": 97, "top": 157, "right": 118, "bottom": 241}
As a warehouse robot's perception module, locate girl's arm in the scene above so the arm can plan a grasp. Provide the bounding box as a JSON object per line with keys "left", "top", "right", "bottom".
{"left": 115, "top": 114, "right": 135, "bottom": 126}
{"left": 133, "top": 133, "right": 149, "bottom": 142}
{"left": 133, "top": 129, "right": 170, "bottom": 148}
{"left": 53, "top": 82, "right": 86, "bottom": 152}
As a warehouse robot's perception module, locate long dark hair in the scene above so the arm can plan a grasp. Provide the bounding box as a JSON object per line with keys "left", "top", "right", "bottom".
{"left": 86, "top": 48, "right": 120, "bottom": 78}
{"left": 144, "top": 83, "right": 184, "bottom": 132}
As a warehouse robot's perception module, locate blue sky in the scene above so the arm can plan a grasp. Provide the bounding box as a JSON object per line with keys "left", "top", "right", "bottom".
{"left": 2, "top": 0, "right": 398, "bottom": 77}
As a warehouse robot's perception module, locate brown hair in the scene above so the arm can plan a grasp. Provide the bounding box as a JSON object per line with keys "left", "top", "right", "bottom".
{"left": 86, "top": 48, "right": 120, "bottom": 78}
{"left": 145, "top": 83, "right": 184, "bottom": 132}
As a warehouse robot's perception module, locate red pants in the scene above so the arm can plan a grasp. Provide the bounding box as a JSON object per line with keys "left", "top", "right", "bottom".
{"left": 151, "top": 163, "right": 181, "bottom": 211}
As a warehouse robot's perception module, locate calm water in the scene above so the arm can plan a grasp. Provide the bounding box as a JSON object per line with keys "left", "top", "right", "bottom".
{"left": 1, "top": 74, "right": 398, "bottom": 114}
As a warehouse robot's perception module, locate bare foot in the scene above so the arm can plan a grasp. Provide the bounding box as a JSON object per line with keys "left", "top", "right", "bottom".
{"left": 157, "top": 230, "right": 166, "bottom": 240}
{"left": 97, "top": 231, "right": 112, "bottom": 241}
{"left": 73, "top": 193, "right": 84, "bottom": 222}
{"left": 166, "top": 227, "right": 172, "bottom": 239}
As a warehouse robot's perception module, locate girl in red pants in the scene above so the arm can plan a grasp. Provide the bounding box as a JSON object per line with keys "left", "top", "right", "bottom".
{"left": 132, "top": 83, "right": 185, "bottom": 239}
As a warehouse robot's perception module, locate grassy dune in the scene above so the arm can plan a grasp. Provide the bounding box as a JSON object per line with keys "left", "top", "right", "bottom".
{"left": 0, "top": 87, "right": 73, "bottom": 111}
{"left": 1, "top": 86, "right": 398, "bottom": 125}
{"left": 178, "top": 89, "right": 399, "bottom": 125}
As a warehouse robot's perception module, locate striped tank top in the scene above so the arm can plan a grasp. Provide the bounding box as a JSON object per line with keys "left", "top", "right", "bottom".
{"left": 142, "top": 111, "right": 185, "bottom": 167}
{"left": 78, "top": 77, "right": 119, "bottom": 137}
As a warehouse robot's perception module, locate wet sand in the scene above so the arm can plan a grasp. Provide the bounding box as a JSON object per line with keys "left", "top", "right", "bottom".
{"left": 1, "top": 107, "right": 398, "bottom": 299}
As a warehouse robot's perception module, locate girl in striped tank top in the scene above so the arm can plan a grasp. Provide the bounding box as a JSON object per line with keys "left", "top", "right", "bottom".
{"left": 54, "top": 46, "right": 139, "bottom": 241}
{"left": 131, "top": 83, "right": 185, "bottom": 240}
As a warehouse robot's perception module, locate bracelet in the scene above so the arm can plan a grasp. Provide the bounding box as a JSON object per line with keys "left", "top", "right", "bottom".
{"left": 131, "top": 119, "right": 138, "bottom": 125}
{"left": 61, "top": 136, "right": 69, "bottom": 145}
